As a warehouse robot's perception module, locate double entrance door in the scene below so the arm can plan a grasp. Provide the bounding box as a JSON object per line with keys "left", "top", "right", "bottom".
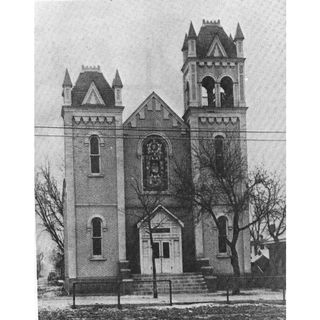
{"left": 140, "top": 237, "right": 183, "bottom": 274}
{"left": 152, "top": 240, "right": 171, "bottom": 274}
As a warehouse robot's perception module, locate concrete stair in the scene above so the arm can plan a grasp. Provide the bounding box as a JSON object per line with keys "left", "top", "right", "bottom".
{"left": 131, "top": 273, "right": 208, "bottom": 295}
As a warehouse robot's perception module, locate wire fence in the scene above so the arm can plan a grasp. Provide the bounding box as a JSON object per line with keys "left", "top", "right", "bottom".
{"left": 70, "top": 275, "right": 285, "bottom": 309}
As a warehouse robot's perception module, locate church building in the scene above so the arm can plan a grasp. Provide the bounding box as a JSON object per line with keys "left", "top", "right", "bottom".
{"left": 61, "top": 19, "right": 251, "bottom": 292}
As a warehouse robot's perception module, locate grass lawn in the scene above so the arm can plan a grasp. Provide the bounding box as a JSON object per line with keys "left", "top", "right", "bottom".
{"left": 39, "top": 303, "right": 285, "bottom": 319}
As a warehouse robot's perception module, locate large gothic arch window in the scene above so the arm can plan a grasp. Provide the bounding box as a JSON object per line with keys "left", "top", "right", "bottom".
{"left": 142, "top": 135, "right": 169, "bottom": 191}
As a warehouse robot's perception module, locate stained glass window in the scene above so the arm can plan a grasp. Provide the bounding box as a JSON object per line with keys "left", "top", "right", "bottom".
{"left": 142, "top": 135, "right": 168, "bottom": 191}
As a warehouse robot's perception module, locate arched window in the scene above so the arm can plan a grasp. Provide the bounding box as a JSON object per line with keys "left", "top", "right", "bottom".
{"left": 90, "top": 135, "right": 100, "bottom": 173}
{"left": 92, "top": 217, "right": 102, "bottom": 256}
{"left": 218, "top": 216, "right": 228, "bottom": 253}
{"left": 220, "top": 76, "right": 233, "bottom": 107}
{"left": 142, "top": 135, "right": 168, "bottom": 191}
{"left": 214, "top": 135, "right": 224, "bottom": 174}
{"left": 201, "top": 76, "right": 216, "bottom": 107}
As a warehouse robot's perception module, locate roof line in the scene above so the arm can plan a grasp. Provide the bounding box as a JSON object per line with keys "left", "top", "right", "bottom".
{"left": 123, "top": 91, "right": 186, "bottom": 128}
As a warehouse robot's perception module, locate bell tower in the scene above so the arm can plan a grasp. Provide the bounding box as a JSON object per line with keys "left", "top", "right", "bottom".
{"left": 182, "top": 20, "right": 251, "bottom": 275}
{"left": 182, "top": 19, "right": 247, "bottom": 111}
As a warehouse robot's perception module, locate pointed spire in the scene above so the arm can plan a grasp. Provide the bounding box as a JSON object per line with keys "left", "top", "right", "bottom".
{"left": 188, "top": 21, "right": 197, "bottom": 39}
{"left": 62, "top": 68, "right": 72, "bottom": 87}
{"left": 112, "top": 69, "right": 123, "bottom": 88}
{"left": 181, "top": 33, "right": 188, "bottom": 51}
{"left": 234, "top": 23, "right": 244, "bottom": 40}
{"left": 229, "top": 33, "right": 233, "bottom": 42}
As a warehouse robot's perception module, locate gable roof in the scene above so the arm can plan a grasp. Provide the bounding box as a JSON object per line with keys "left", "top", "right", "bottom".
{"left": 123, "top": 91, "right": 186, "bottom": 128}
{"left": 71, "top": 70, "right": 115, "bottom": 107}
{"left": 137, "top": 205, "right": 184, "bottom": 229}
{"left": 196, "top": 24, "right": 237, "bottom": 58}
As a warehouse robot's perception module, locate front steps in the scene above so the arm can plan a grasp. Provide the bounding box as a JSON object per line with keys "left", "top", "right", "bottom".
{"left": 131, "top": 273, "right": 208, "bottom": 295}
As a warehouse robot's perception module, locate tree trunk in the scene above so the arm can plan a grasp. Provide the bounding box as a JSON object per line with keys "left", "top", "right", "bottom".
{"left": 230, "top": 245, "right": 241, "bottom": 294}
{"left": 149, "top": 231, "right": 158, "bottom": 299}
{"left": 151, "top": 254, "right": 158, "bottom": 298}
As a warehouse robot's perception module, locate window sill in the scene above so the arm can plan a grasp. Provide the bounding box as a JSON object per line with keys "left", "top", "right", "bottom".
{"left": 87, "top": 173, "right": 104, "bottom": 178}
{"left": 90, "top": 257, "right": 107, "bottom": 261}
{"left": 216, "top": 253, "right": 230, "bottom": 259}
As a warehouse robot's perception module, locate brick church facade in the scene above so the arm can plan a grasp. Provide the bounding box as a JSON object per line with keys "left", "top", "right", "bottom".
{"left": 61, "top": 20, "right": 251, "bottom": 292}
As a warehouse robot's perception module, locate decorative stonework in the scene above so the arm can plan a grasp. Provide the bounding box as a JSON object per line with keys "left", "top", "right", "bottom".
{"left": 198, "top": 61, "right": 236, "bottom": 68}
{"left": 73, "top": 116, "right": 114, "bottom": 124}
{"left": 81, "top": 65, "right": 101, "bottom": 72}
{"left": 199, "top": 116, "right": 238, "bottom": 124}
{"left": 82, "top": 82, "right": 105, "bottom": 105}
{"left": 84, "top": 131, "right": 105, "bottom": 146}
{"left": 86, "top": 214, "right": 107, "bottom": 232}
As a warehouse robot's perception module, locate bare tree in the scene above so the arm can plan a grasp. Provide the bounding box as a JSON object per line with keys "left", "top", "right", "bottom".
{"left": 173, "top": 137, "right": 266, "bottom": 294}
{"left": 37, "top": 252, "right": 44, "bottom": 279}
{"left": 130, "top": 176, "right": 168, "bottom": 299}
{"left": 250, "top": 172, "right": 286, "bottom": 276}
{"left": 35, "top": 164, "right": 64, "bottom": 254}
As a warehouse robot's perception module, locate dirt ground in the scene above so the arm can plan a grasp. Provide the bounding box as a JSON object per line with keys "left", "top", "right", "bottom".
{"left": 39, "top": 303, "right": 285, "bottom": 320}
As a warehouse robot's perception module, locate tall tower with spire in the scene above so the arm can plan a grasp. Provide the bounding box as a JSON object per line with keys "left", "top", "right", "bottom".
{"left": 181, "top": 20, "right": 251, "bottom": 275}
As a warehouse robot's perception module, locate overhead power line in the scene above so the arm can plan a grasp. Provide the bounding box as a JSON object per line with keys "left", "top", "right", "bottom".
{"left": 34, "top": 133, "right": 286, "bottom": 142}
{"left": 34, "top": 125, "right": 286, "bottom": 134}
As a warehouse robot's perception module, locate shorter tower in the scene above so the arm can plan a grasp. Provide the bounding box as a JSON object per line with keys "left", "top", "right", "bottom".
{"left": 61, "top": 65, "right": 128, "bottom": 292}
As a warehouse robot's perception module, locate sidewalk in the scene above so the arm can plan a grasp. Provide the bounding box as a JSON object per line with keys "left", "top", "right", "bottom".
{"left": 38, "top": 289, "right": 284, "bottom": 310}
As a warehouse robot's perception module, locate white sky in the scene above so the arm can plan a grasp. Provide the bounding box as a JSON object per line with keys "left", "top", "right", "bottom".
{"left": 35, "top": 0, "right": 285, "bottom": 178}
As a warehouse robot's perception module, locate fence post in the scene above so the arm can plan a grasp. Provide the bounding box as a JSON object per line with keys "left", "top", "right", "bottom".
{"left": 72, "top": 283, "right": 76, "bottom": 309}
{"left": 117, "top": 281, "right": 122, "bottom": 310}
{"left": 169, "top": 280, "right": 172, "bottom": 306}
{"left": 226, "top": 277, "right": 230, "bottom": 304}
{"left": 282, "top": 278, "right": 286, "bottom": 304}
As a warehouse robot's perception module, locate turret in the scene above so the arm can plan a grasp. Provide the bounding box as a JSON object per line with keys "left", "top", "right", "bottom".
{"left": 234, "top": 23, "right": 245, "bottom": 58}
{"left": 181, "top": 33, "right": 188, "bottom": 62}
{"left": 187, "top": 22, "right": 197, "bottom": 58}
{"left": 62, "top": 69, "right": 72, "bottom": 106}
{"left": 112, "top": 69, "right": 123, "bottom": 107}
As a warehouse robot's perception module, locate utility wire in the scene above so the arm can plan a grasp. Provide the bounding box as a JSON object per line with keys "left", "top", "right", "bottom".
{"left": 35, "top": 124, "right": 286, "bottom": 134}
{"left": 34, "top": 133, "right": 286, "bottom": 142}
